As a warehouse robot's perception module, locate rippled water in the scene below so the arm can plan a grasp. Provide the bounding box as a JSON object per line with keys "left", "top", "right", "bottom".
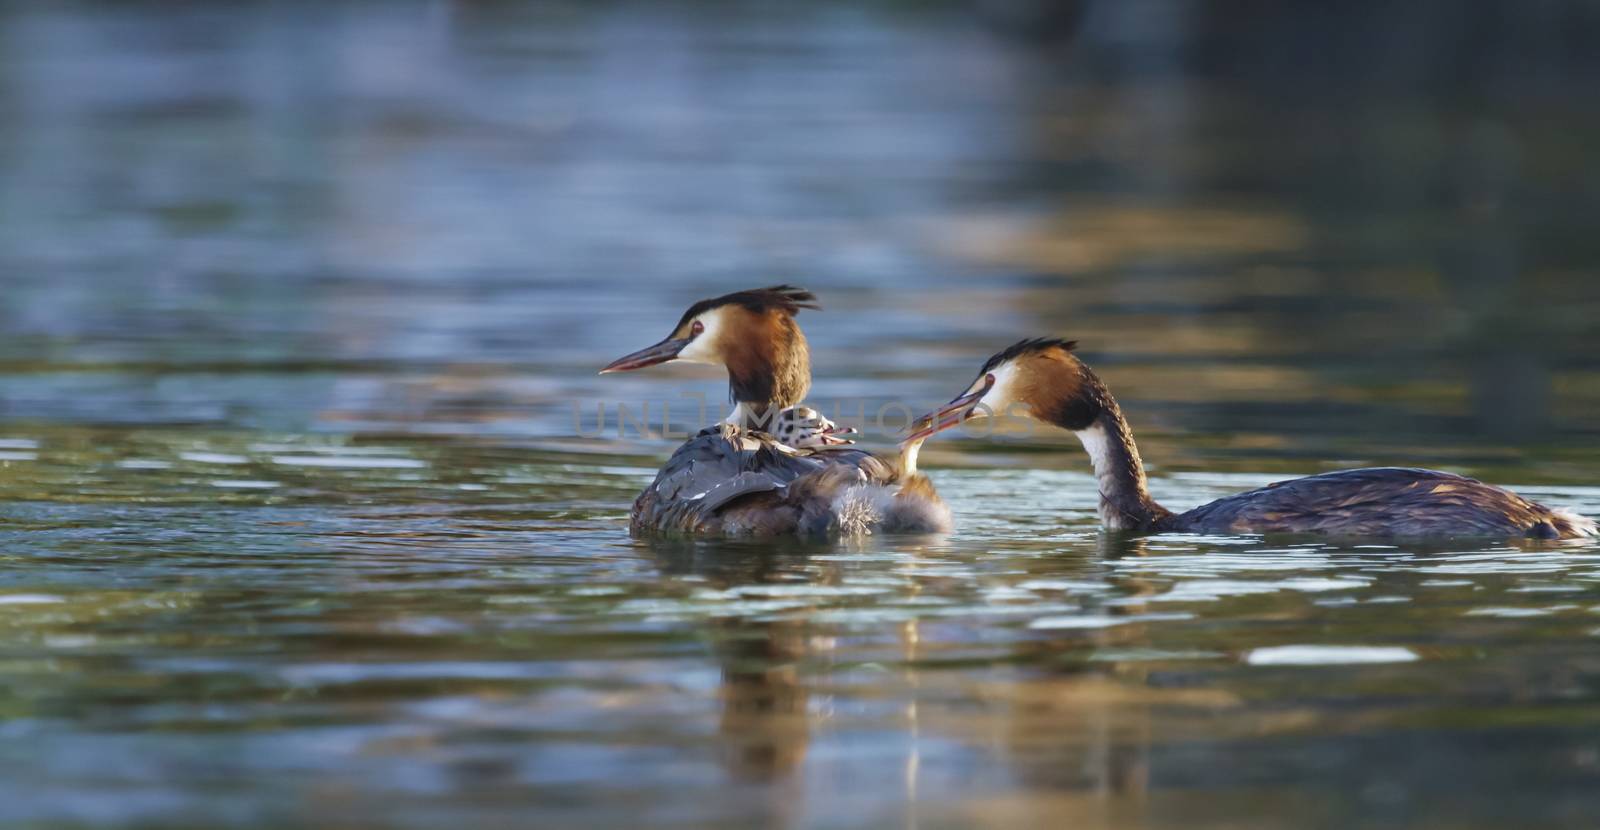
{"left": 3, "top": 438, "right": 1598, "bottom": 827}
{"left": 4, "top": 2, "right": 1600, "bottom": 828}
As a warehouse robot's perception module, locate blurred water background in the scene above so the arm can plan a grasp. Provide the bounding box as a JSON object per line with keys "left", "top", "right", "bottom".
{"left": 2, "top": 1, "right": 1600, "bottom": 827}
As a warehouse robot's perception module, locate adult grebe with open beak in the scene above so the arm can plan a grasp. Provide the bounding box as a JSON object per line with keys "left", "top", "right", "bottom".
{"left": 908, "top": 337, "right": 1597, "bottom": 540}
{"left": 602, "top": 286, "right": 949, "bottom": 537}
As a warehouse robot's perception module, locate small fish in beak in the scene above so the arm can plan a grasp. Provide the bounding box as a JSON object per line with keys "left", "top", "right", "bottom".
{"left": 903, "top": 373, "right": 996, "bottom": 443}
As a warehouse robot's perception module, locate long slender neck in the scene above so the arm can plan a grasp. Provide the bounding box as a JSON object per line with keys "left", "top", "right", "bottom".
{"left": 724, "top": 317, "right": 811, "bottom": 426}
{"left": 1071, "top": 405, "right": 1170, "bottom": 531}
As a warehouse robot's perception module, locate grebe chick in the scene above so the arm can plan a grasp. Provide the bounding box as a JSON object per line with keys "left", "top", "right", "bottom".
{"left": 908, "top": 338, "right": 1597, "bottom": 540}
{"left": 772, "top": 405, "right": 857, "bottom": 450}
{"left": 601, "top": 286, "right": 949, "bottom": 537}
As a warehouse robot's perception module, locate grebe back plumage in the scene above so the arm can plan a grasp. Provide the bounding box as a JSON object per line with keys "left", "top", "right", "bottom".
{"left": 602, "top": 286, "right": 950, "bottom": 537}
{"left": 909, "top": 338, "right": 1596, "bottom": 540}
{"left": 628, "top": 422, "right": 947, "bottom": 536}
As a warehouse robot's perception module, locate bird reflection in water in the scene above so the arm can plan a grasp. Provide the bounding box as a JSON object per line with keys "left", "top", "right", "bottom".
{"left": 632, "top": 534, "right": 1233, "bottom": 826}
{"left": 962, "top": 534, "right": 1166, "bottom": 827}
{"left": 638, "top": 536, "right": 821, "bottom": 795}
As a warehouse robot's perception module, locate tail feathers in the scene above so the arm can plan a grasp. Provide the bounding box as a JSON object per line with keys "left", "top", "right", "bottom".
{"left": 784, "top": 461, "right": 951, "bottom": 537}
{"left": 1549, "top": 508, "right": 1598, "bottom": 538}
{"left": 831, "top": 485, "right": 887, "bottom": 536}
{"left": 886, "top": 473, "right": 952, "bottom": 533}
{"left": 822, "top": 473, "right": 951, "bottom": 536}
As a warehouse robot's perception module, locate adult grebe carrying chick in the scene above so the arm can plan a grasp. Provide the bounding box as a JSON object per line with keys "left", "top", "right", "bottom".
{"left": 601, "top": 286, "right": 949, "bottom": 537}
{"left": 908, "top": 338, "right": 1596, "bottom": 540}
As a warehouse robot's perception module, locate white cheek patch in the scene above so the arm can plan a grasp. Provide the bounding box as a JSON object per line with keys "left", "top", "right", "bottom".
{"left": 972, "top": 363, "right": 1019, "bottom": 420}
{"left": 675, "top": 309, "right": 724, "bottom": 365}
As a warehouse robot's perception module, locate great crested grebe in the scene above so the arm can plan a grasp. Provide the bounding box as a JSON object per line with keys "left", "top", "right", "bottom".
{"left": 908, "top": 338, "right": 1597, "bottom": 540}
{"left": 601, "top": 285, "right": 949, "bottom": 536}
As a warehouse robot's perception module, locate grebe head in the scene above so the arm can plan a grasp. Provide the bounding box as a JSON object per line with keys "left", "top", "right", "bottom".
{"left": 905, "top": 338, "right": 1097, "bottom": 442}
{"left": 600, "top": 285, "right": 817, "bottom": 410}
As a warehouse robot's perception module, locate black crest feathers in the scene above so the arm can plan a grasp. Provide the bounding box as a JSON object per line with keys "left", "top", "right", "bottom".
{"left": 979, "top": 337, "right": 1078, "bottom": 374}
{"left": 675, "top": 285, "right": 818, "bottom": 331}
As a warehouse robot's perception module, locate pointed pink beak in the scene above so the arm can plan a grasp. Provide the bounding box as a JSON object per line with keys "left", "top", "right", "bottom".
{"left": 599, "top": 336, "right": 689, "bottom": 374}
{"left": 903, "top": 374, "right": 995, "bottom": 444}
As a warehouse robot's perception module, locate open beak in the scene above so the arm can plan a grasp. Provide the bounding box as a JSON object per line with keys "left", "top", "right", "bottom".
{"left": 903, "top": 375, "right": 995, "bottom": 444}
{"left": 818, "top": 424, "right": 857, "bottom": 446}
{"left": 598, "top": 337, "right": 688, "bottom": 374}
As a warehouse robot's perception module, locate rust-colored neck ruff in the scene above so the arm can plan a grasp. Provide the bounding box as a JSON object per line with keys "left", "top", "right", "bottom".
{"left": 721, "top": 309, "right": 811, "bottom": 418}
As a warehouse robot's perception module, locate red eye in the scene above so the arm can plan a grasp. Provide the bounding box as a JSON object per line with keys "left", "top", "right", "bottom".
{"left": 690, "top": 320, "right": 704, "bottom": 336}
{"left": 985, "top": 373, "right": 996, "bottom": 384}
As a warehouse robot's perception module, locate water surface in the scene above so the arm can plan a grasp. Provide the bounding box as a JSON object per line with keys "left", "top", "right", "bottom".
{"left": 3, "top": 2, "right": 1600, "bottom": 828}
